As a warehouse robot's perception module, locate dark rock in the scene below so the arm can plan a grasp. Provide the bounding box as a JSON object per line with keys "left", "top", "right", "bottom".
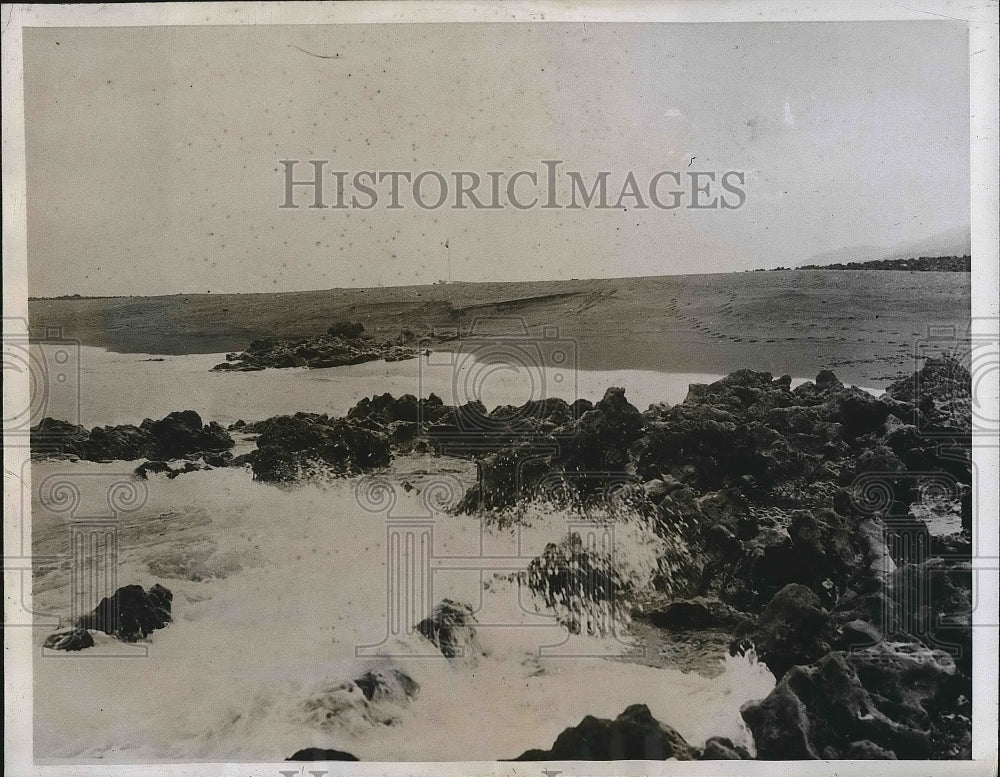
{"left": 84, "top": 424, "right": 154, "bottom": 460}
{"left": 843, "top": 740, "right": 898, "bottom": 759}
{"left": 416, "top": 599, "right": 481, "bottom": 660}
{"left": 886, "top": 558, "right": 972, "bottom": 676}
{"left": 885, "top": 356, "right": 971, "bottom": 435}
{"left": 733, "top": 509, "right": 854, "bottom": 609}
{"left": 247, "top": 413, "right": 391, "bottom": 482}
{"left": 815, "top": 369, "right": 843, "bottom": 391}
{"left": 527, "top": 532, "right": 640, "bottom": 635}
{"left": 456, "top": 445, "right": 554, "bottom": 512}
{"left": 34, "top": 412, "right": 236, "bottom": 462}
{"left": 642, "top": 597, "right": 740, "bottom": 630}
{"left": 135, "top": 460, "right": 173, "bottom": 479}
{"left": 219, "top": 327, "right": 421, "bottom": 372}
{"left": 30, "top": 417, "right": 90, "bottom": 456}
{"left": 701, "top": 522, "right": 742, "bottom": 563}
{"left": 134, "top": 459, "right": 209, "bottom": 480}
{"left": 741, "top": 641, "right": 957, "bottom": 759}
{"left": 557, "top": 387, "right": 644, "bottom": 477}
{"left": 202, "top": 450, "right": 234, "bottom": 467}
{"left": 825, "top": 387, "right": 894, "bottom": 440}
{"left": 353, "top": 668, "right": 420, "bottom": 703}
{"left": 786, "top": 509, "right": 855, "bottom": 599}
{"left": 326, "top": 320, "right": 365, "bottom": 338}
{"left": 43, "top": 628, "right": 95, "bottom": 651}
{"left": 75, "top": 583, "right": 172, "bottom": 642}
{"left": 299, "top": 666, "right": 419, "bottom": 732}
{"left": 646, "top": 600, "right": 713, "bottom": 630}
{"left": 348, "top": 392, "right": 449, "bottom": 424}
{"left": 837, "top": 618, "right": 883, "bottom": 651}
{"left": 513, "top": 704, "right": 696, "bottom": 761}
{"left": 731, "top": 583, "right": 833, "bottom": 679}
{"left": 643, "top": 478, "right": 671, "bottom": 502}
{"left": 142, "top": 411, "right": 234, "bottom": 458}
{"left": 286, "top": 747, "right": 359, "bottom": 761}
{"left": 699, "top": 736, "right": 750, "bottom": 760}
{"left": 490, "top": 396, "right": 576, "bottom": 427}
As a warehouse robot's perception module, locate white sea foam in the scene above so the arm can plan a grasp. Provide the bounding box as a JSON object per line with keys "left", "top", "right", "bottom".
{"left": 32, "top": 461, "right": 775, "bottom": 762}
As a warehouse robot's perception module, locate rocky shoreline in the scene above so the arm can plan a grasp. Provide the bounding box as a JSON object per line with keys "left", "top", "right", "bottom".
{"left": 31, "top": 355, "right": 973, "bottom": 759}
{"left": 210, "top": 321, "right": 428, "bottom": 371}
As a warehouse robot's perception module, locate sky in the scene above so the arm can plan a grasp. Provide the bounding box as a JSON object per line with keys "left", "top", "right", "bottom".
{"left": 23, "top": 22, "right": 970, "bottom": 297}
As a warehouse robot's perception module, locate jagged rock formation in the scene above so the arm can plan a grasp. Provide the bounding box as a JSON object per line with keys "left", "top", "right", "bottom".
{"left": 31, "top": 411, "right": 233, "bottom": 462}
{"left": 416, "top": 599, "right": 482, "bottom": 660}
{"left": 212, "top": 322, "right": 421, "bottom": 371}
{"left": 512, "top": 704, "right": 697, "bottom": 761}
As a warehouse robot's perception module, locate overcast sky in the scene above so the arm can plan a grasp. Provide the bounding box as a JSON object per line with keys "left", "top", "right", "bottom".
{"left": 24, "top": 22, "right": 969, "bottom": 296}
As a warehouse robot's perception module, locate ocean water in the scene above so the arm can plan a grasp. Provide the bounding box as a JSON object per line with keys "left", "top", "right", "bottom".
{"left": 29, "top": 344, "right": 879, "bottom": 429}
{"left": 31, "top": 462, "right": 775, "bottom": 762}
{"left": 34, "top": 344, "right": 903, "bottom": 761}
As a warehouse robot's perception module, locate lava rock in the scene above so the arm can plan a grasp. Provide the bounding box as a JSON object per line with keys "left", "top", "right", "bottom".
{"left": 84, "top": 424, "right": 154, "bottom": 461}
{"left": 75, "top": 583, "right": 172, "bottom": 642}
{"left": 142, "top": 410, "right": 234, "bottom": 458}
{"left": 247, "top": 413, "right": 391, "bottom": 482}
{"left": 731, "top": 583, "right": 833, "bottom": 679}
{"left": 29, "top": 417, "right": 90, "bottom": 457}
{"left": 513, "top": 703, "right": 696, "bottom": 761}
{"left": 353, "top": 668, "right": 420, "bottom": 703}
{"left": 286, "top": 747, "right": 359, "bottom": 761}
{"left": 741, "top": 641, "right": 957, "bottom": 759}
{"left": 642, "top": 597, "right": 740, "bottom": 631}
{"left": 699, "top": 736, "right": 750, "bottom": 760}
{"left": 416, "top": 599, "right": 481, "bottom": 660}
{"left": 42, "top": 628, "right": 95, "bottom": 651}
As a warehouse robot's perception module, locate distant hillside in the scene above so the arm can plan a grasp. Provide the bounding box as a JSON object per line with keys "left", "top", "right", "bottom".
{"left": 803, "top": 226, "right": 971, "bottom": 270}
{"left": 795, "top": 255, "right": 970, "bottom": 272}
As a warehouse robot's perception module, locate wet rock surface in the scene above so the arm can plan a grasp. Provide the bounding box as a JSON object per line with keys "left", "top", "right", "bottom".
{"left": 211, "top": 322, "right": 427, "bottom": 371}
{"left": 298, "top": 667, "right": 419, "bottom": 732}
{"left": 472, "top": 357, "right": 970, "bottom": 760}
{"left": 512, "top": 704, "right": 697, "bottom": 761}
{"left": 742, "top": 642, "right": 961, "bottom": 760}
{"left": 286, "top": 747, "right": 359, "bottom": 761}
{"left": 72, "top": 583, "right": 172, "bottom": 643}
{"left": 42, "top": 628, "right": 95, "bottom": 652}
{"left": 31, "top": 411, "right": 233, "bottom": 463}
{"left": 34, "top": 354, "right": 973, "bottom": 759}
{"left": 416, "top": 599, "right": 482, "bottom": 660}
{"left": 241, "top": 412, "right": 393, "bottom": 482}
{"left": 730, "top": 584, "right": 834, "bottom": 680}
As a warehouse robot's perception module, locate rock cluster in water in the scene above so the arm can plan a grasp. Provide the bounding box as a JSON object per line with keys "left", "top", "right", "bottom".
{"left": 235, "top": 412, "right": 393, "bottom": 482}
{"left": 31, "top": 410, "right": 233, "bottom": 463}
{"left": 297, "top": 666, "right": 420, "bottom": 734}
{"left": 33, "top": 355, "right": 973, "bottom": 759}
{"left": 513, "top": 704, "right": 699, "bottom": 760}
{"left": 285, "top": 747, "right": 359, "bottom": 761}
{"left": 44, "top": 583, "right": 173, "bottom": 650}
{"left": 415, "top": 598, "right": 482, "bottom": 661}
{"left": 211, "top": 321, "right": 421, "bottom": 371}
{"left": 454, "top": 356, "right": 972, "bottom": 759}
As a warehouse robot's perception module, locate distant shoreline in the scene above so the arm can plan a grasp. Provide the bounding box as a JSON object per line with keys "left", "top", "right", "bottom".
{"left": 26, "top": 269, "right": 970, "bottom": 388}
{"left": 27, "top": 261, "right": 971, "bottom": 301}
{"left": 784, "top": 255, "right": 970, "bottom": 273}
